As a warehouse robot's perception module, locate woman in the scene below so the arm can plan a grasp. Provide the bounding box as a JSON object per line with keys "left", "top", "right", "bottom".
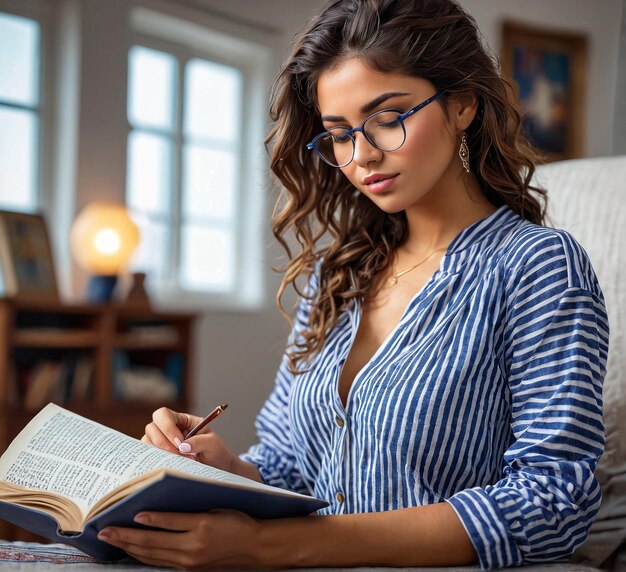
{"left": 97, "top": 0, "right": 608, "bottom": 568}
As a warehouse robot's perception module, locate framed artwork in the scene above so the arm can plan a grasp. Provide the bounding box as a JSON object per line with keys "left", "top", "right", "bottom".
{"left": 500, "top": 21, "right": 588, "bottom": 161}
{"left": 0, "top": 210, "right": 59, "bottom": 300}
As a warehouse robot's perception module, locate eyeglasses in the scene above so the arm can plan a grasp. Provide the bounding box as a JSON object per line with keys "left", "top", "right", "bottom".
{"left": 306, "top": 91, "right": 445, "bottom": 168}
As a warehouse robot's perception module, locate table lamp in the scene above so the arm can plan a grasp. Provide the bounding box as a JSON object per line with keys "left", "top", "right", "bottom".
{"left": 70, "top": 202, "right": 140, "bottom": 302}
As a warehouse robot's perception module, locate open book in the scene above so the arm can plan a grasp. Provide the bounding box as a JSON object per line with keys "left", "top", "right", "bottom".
{"left": 0, "top": 404, "right": 328, "bottom": 561}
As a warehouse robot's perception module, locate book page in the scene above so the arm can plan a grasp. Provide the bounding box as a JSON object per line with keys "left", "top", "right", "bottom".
{"left": 0, "top": 404, "right": 306, "bottom": 519}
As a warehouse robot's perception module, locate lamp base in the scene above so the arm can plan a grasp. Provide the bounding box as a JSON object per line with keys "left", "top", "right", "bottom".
{"left": 86, "top": 275, "right": 117, "bottom": 302}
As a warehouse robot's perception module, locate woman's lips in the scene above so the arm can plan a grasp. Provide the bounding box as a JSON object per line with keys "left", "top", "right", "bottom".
{"left": 365, "top": 174, "right": 399, "bottom": 194}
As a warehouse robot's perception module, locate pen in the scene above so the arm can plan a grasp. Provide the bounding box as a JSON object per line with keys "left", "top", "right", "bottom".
{"left": 184, "top": 403, "right": 229, "bottom": 439}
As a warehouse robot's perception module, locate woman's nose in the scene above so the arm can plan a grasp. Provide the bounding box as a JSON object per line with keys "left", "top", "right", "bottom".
{"left": 351, "top": 131, "right": 383, "bottom": 166}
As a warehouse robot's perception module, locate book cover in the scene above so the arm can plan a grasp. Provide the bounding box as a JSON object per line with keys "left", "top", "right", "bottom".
{"left": 0, "top": 404, "right": 328, "bottom": 561}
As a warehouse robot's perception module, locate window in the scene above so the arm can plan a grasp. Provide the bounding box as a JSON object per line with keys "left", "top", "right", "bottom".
{"left": 126, "top": 7, "right": 272, "bottom": 309}
{"left": 127, "top": 44, "right": 245, "bottom": 298}
{"left": 0, "top": 11, "right": 41, "bottom": 212}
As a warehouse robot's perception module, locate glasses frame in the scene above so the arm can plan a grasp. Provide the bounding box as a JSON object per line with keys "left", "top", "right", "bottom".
{"left": 306, "top": 91, "right": 445, "bottom": 168}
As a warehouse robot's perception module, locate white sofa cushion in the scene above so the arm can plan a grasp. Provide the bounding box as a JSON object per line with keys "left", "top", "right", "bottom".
{"left": 534, "top": 156, "right": 626, "bottom": 569}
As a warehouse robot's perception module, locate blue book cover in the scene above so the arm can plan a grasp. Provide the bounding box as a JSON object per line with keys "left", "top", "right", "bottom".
{"left": 0, "top": 405, "right": 328, "bottom": 561}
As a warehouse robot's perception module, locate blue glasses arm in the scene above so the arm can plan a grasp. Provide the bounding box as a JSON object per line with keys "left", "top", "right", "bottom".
{"left": 306, "top": 131, "right": 329, "bottom": 150}
{"left": 400, "top": 91, "right": 444, "bottom": 121}
{"left": 306, "top": 126, "right": 362, "bottom": 150}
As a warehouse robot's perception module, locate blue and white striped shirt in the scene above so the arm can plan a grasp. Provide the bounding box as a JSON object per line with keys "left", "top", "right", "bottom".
{"left": 241, "top": 206, "right": 609, "bottom": 569}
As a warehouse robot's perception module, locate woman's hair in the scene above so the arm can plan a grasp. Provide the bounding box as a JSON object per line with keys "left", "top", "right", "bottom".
{"left": 267, "top": 0, "right": 546, "bottom": 372}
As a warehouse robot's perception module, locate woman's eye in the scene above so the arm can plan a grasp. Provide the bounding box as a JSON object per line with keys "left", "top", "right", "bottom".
{"left": 378, "top": 118, "right": 401, "bottom": 128}
{"left": 369, "top": 111, "right": 402, "bottom": 129}
{"left": 332, "top": 131, "right": 352, "bottom": 143}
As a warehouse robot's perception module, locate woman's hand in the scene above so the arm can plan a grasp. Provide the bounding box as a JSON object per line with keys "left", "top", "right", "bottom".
{"left": 98, "top": 510, "right": 267, "bottom": 569}
{"left": 141, "top": 407, "right": 264, "bottom": 482}
{"left": 141, "top": 407, "right": 237, "bottom": 473}
{"left": 97, "top": 503, "right": 478, "bottom": 569}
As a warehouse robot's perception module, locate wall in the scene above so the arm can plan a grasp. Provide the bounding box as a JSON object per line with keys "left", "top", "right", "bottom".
{"left": 25, "top": 0, "right": 623, "bottom": 455}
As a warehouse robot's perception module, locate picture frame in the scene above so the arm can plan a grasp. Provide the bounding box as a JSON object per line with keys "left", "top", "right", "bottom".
{"left": 500, "top": 21, "right": 588, "bottom": 162}
{"left": 0, "top": 210, "right": 59, "bottom": 300}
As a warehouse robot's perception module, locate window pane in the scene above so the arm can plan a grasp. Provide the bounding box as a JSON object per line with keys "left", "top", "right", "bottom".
{"left": 0, "top": 107, "right": 37, "bottom": 210}
{"left": 127, "top": 131, "right": 172, "bottom": 215}
{"left": 0, "top": 13, "right": 39, "bottom": 106}
{"left": 182, "top": 145, "right": 236, "bottom": 221}
{"left": 180, "top": 225, "right": 233, "bottom": 290}
{"left": 184, "top": 59, "right": 242, "bottom": 142}
{"left": 129, "top": 213, "right": 169, "bottom": 284}
{"left": 128, "top": 46, "right": 176, "bottom": 130}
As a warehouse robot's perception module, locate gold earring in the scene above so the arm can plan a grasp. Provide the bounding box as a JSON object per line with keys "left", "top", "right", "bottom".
{"left": 459, "top": 132, "right": 470, "bottom": 173}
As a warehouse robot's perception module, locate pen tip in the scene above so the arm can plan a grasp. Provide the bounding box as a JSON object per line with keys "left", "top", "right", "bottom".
{"left": 221, "top": 404, "right": 229, "bottom": 410}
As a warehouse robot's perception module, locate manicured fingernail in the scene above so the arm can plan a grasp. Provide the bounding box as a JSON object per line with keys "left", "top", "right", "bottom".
{"left": 98, "top": 529, "right": 112, "bottom": 540}
{"left": 174, "top": 437, "right": 182, "bottom": 447}
{"left": 179, "top": 442, "right": 192, "bottom": 453}
{"left": 134, "top": 513, "right": 150, "bottom": 524}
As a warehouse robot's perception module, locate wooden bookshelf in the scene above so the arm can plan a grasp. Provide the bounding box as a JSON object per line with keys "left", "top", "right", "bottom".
{"left": 14, "top": 329, "right": 101, "bottom": 348}
{"left": 0, "top": 297, "right": 196, "bottom": 541}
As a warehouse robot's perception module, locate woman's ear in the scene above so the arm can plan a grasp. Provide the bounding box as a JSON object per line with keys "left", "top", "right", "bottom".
{"left": 449, "top": 90, "right": 478, "bottom": 131}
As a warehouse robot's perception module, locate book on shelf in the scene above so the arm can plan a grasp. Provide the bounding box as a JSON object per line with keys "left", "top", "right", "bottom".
{"left": 23, "top": 361, "right": 65, "bottom": 411}
{"left": 112, "top": 350, "right": 178, "bottom": 403}
{"left": 70, "top": 356, "right": 93, "bottom": 401}
{"left": 21, "top": 355, "right": 94, "bottom": 410}
{"left": 124, "top": 324, "right": 179, "bottom": 345}
{"left": 0, "top": 403, "right": 328, "bottom": 561}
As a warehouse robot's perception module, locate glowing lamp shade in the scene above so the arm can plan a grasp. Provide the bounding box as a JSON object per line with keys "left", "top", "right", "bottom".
{"left": 70, "top": 202, "right": 140, "bottom": 301}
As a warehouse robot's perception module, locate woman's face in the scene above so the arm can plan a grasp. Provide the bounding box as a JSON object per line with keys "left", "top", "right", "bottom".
{"left": 316, "top": 58, "right": 471, "bottom": 214}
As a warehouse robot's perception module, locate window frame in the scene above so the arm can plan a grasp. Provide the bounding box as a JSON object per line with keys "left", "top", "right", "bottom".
{"left": 126, "top": 27, "right": 269, "bottom": 310}
{"left": 0, "top": 0, "right": 51, "bottom": 214}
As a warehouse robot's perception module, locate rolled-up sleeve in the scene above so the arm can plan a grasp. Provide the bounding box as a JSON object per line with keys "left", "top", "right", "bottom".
{"left": 448, "top": 233, "right": 609, "bottom": 569}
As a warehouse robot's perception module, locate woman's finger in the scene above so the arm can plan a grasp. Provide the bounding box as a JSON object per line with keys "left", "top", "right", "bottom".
{"left": 98, "top": 523, "right": 188, "bottom": 550}
{"left": 99, "top": 515, "right": 213, "bottom": 567}
{"left": 98, "top": 527, "right": 189, "bottom": 568}
{"left": 179, "top": 433, "right": 234, "bottom": 471}
{"left": 142, "top": 422, "right": 179, "bottom": 454}
{"left": 134, "top": 511, "right": 196, "bottom": 531}
{"left": 146, "top": 407, "right": 200, "bottom": 451}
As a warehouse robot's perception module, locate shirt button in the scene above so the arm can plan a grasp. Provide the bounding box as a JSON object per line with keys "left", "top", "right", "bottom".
{"left": 335, "top": 415, "right": 344, "bottom": 428}
{"left": 336, "top": 492, "right": 344, "bottom": 504}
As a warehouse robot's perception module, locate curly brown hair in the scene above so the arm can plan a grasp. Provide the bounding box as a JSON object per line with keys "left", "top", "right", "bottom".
{"left": 267, "top": 0, "right": 546, "bottom": 373}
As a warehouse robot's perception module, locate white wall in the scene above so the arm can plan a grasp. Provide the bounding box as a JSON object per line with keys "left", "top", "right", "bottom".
{"left": 23, "top": 0, "right": 623, "bottom": 454}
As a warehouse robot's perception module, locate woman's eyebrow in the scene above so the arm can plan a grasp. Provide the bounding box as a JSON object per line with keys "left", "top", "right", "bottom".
{"left": 321, "top": 91, "right": 411, "bottom": 122}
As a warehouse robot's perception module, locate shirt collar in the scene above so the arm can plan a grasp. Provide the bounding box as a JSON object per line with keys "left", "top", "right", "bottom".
{"left": 445, "top": 205, "right": 519, "bottom": 255}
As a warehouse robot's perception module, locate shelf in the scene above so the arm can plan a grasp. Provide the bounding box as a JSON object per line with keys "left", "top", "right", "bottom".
{"left": 0, "top": 298, "right": 104, "bottom": 314}
{"left": 113, "top": 336, "right": 185, "bottom": 351}
{"left": 13, "top": 329, "right": 100, "bottom": 348}
{"left": 0, "top": 298, "right": 194, "bottom": 543}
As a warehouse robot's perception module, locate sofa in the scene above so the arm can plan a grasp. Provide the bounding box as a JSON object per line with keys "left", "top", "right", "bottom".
{"left": 536, "top": 155, "right": 626, "bottom": 571}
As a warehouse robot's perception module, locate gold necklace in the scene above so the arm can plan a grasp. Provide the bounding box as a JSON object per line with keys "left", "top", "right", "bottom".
{"left": 385, "top": 246, "right": 448, "bottom": 288}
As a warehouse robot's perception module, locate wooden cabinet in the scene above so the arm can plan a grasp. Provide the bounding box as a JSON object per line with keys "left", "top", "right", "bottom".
{"left": 0, "top": 298, "right": 196, "bottom": 541}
